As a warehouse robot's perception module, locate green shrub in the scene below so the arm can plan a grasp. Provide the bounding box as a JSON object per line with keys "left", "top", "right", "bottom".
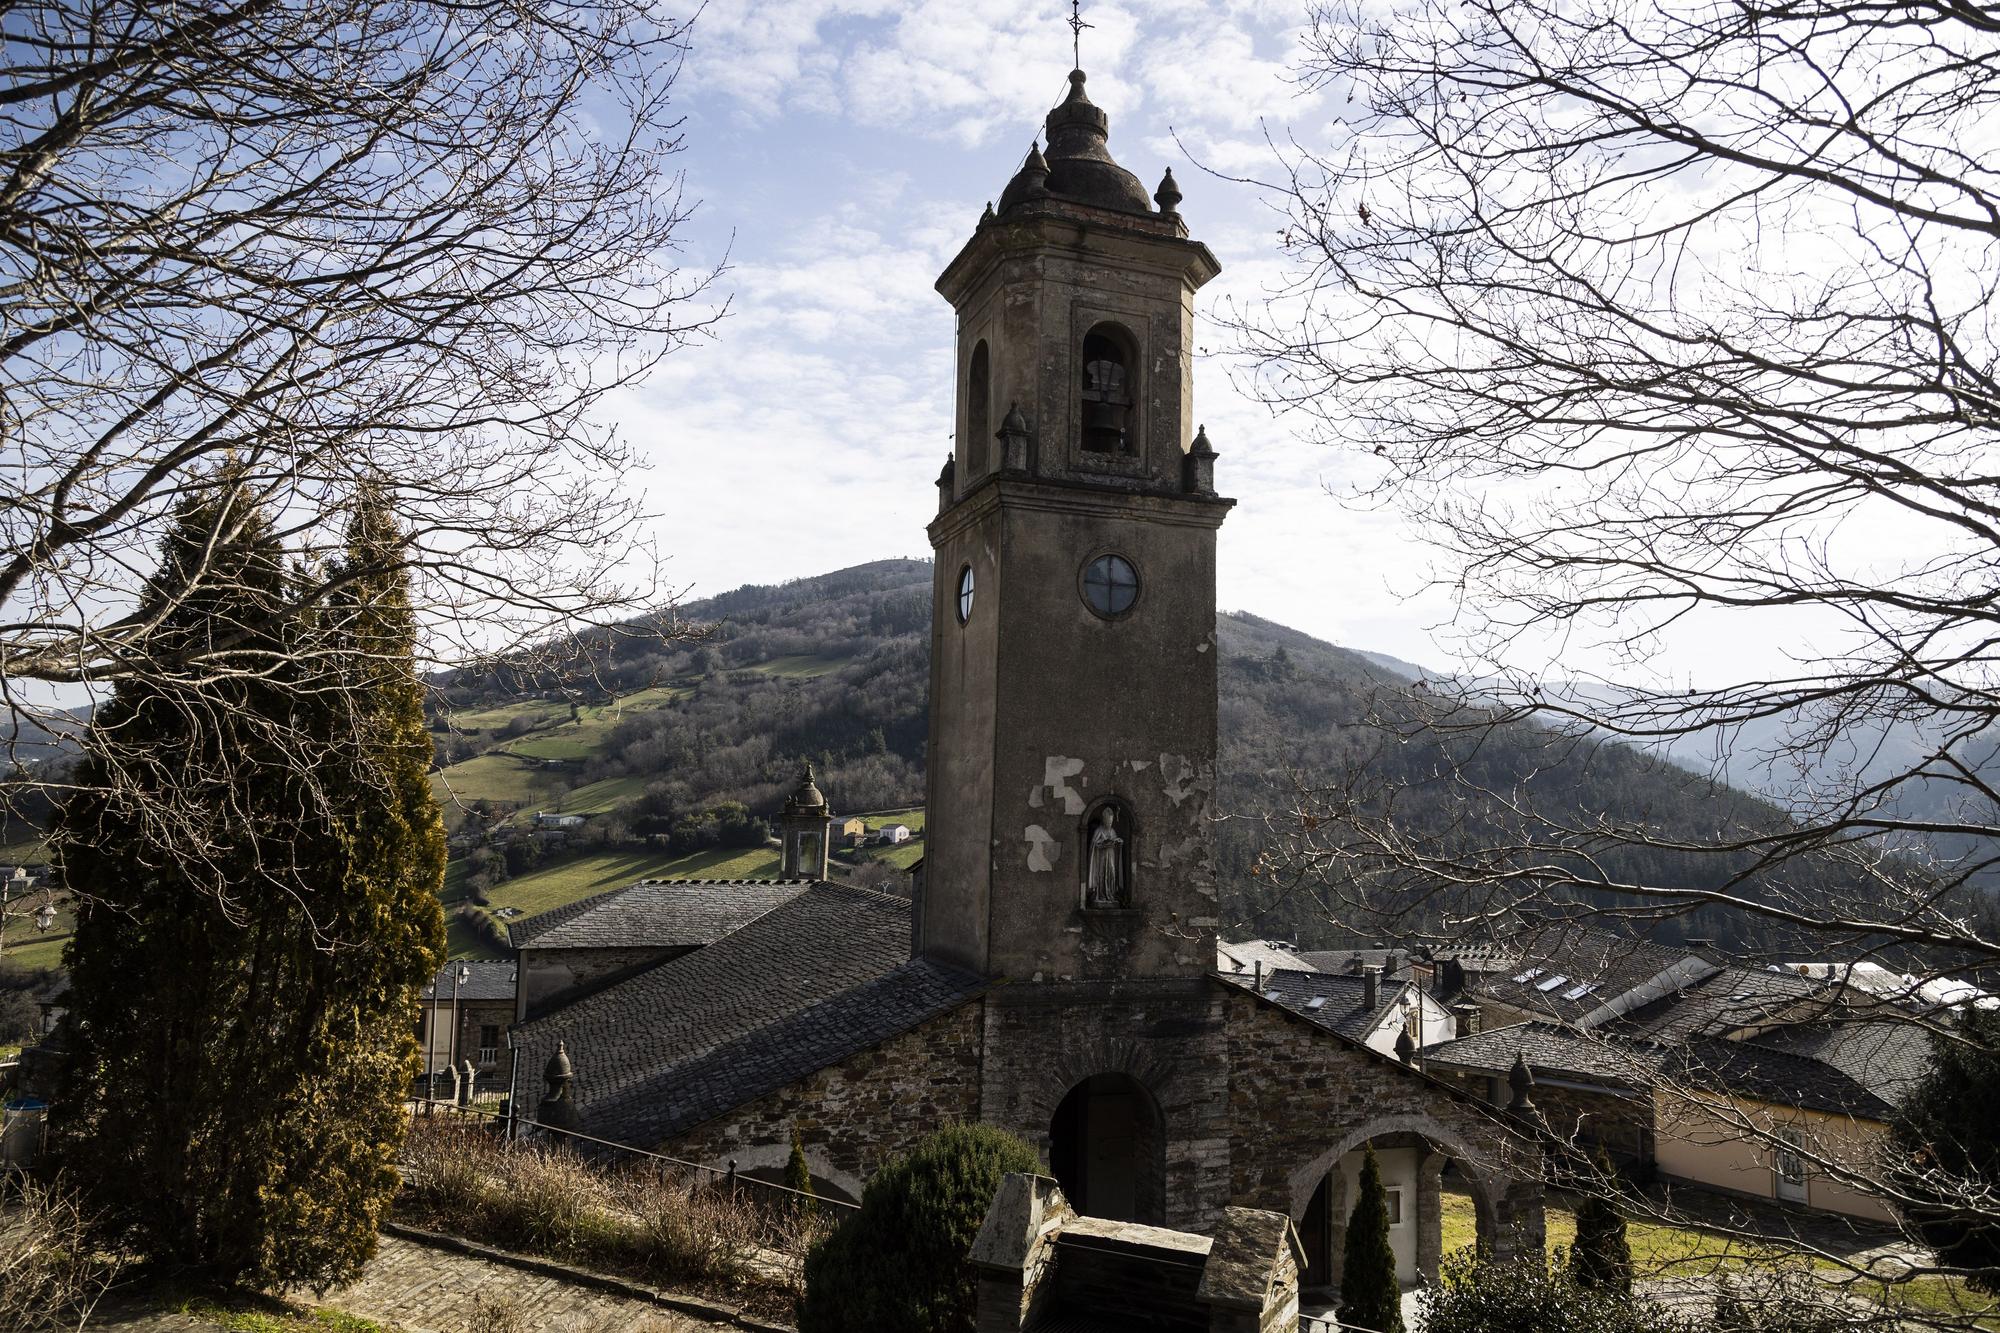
{"left": 1338, "top": 1145, "right": 1405, "bottom": 1333}
{"left": 492, "top": 1144, "right": 612, "bottom": 1259}
{"left": 787, "top": 1123, "right": 818, "bottom": 1220}
{"left": 798, "top": 1122, "right": 1040, "bottom": 1333}
{"left": 1419, "top": 1248, "right": 1694, "bottom": 1333}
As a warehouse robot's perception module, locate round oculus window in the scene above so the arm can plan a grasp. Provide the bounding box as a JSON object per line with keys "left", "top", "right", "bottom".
{"left": 1082, "top": 554, "right": 1139, "bottom": 617}
{"left": 956, "top": 564, "right": 975, "bottom": 624}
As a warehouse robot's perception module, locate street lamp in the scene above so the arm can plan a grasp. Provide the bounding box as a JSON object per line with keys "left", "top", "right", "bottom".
{"left": 448, "top": 963, "right": 470, "bottom": 1100}
{"left": 34, "top": 898, "right": 55, "bottom": 933}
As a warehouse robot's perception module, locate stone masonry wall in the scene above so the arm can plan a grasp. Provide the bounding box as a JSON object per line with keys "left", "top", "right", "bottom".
{"left": 660, "top": 1002, "right": 984, "bottom": 1202}
{"left": 1219, "top": 986, "right": 1545, "bottom": 1258}
{"left": 976, "top": 980, "right": 1235, "bottom": 1232}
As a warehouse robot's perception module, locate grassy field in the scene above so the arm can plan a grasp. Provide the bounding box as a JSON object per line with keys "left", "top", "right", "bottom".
{"left": 432, "top": 752, "right": 560, "bottom": 809}
{"left": 448, "top": 843, "right": 786, "bottom": 959}
{"left": 1, "top": 900, "right": 74, "bottom": 972}
{"left": 751, "top": 653, "right": 850, "bottom": 679}
{"left": 1439, "top": 1190, "right": 1997, "bottom": 1325}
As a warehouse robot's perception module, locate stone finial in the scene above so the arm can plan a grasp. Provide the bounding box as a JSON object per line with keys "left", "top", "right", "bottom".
{"left": 936, "top": 453, "right": 957, "bottom": 514}
{"left": 980, "top": 200, "right": 995, "bottom": 225}
{"left": 1183, "top": 424, "right": 1218, "bottom": 496}
{"left": 543, "top": 1040, "right": 574, "bottom": 1098}
{"left": 538, "top": 1039, "right": 583, "bottom": 1135}
{"left": 1395, "top": 1026, "right": 1417, "bottom": 1065}
{"left": 996, "top": 403, "right": 1031, "bottom": 473}
{"left": 997, "top": 142, "right": 1051, "bottom": 213}
{"left": 1155, "top": 166, "right": 1182, "bottom": 216}
{"left": 1507, "top": 1050, "right": 1536, "bottom": 1112}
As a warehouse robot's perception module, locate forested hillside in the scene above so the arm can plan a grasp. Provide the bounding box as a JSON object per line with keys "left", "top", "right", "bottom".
{"left": 432, "top": 559, "right": 1832, "bottom": 951}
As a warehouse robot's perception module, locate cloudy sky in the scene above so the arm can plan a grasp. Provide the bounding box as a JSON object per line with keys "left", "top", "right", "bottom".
{"left": 615, "top": 2, "right": 1456, "bottom": 665}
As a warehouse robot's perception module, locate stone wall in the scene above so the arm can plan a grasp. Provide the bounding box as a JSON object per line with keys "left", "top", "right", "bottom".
{"left": 1218, "top": 985, "right": 1545, "bottom": 1260}
{"left": 976, "top": 980, "right": 1234, "bottom": 1231}
{"left": 1429, "top": 1065, "right": 1654, "bottom": 1170}
{"left": 661, "top": 1001, "right": 984, "bottom": 1202}
{"left": 519, "top": 945, "right": 685, "bottom": 1018}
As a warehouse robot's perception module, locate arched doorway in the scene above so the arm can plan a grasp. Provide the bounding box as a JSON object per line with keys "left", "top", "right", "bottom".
{"left": 1048, "top": 1072, "right": 1165, "bottom": 1223}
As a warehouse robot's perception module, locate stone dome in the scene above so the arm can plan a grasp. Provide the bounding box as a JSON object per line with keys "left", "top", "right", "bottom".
{"left": 998, "top": 70, "right": 1155, "bottom": 218}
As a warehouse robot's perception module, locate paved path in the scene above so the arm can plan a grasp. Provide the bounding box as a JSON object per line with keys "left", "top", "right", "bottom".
{"left": 85, "top": 1234, "right": 720, "bottom": 1333}
{"left": 329, "top": 1233, "right": 708, "bottom": 1333}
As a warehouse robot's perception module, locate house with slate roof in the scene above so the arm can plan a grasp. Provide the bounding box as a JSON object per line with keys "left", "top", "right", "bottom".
{"left": 1423, "top": 958, "right": 1934, "bottom": 1220}
{"left": 507, "top": 62, "right": 1552, "bottom": 1306}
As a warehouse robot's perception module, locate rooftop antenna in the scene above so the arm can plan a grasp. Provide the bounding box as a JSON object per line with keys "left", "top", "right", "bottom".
{"left": 1068, "top": 0, "right": 1092, "bottom": 70}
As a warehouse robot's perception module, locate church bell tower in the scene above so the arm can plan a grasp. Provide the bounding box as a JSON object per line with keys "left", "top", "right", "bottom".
{"left": 921, "top": 67, "right": 1230, "bottom": 986}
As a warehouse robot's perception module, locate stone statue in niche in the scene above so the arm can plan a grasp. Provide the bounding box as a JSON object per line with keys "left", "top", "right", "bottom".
{"left": 1085, "top": 806, "right": 1127, "bottom": 908}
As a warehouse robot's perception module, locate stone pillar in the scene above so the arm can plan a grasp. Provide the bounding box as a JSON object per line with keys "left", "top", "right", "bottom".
{"left": 1197, "top": 1207, "right": 1304, "bottom": 1333}
{"left": 1416, "top": 1151, "right": 1446, "bottom": 1280}
{"left": 1324, "top": 1164, "right": 1349, "bottom": 1290}
{"left": 1492, "top": 1174, "right": 1548, "bottom": 1263}
{"left": 444, "top": 1063, "right": 461, "bottom": 1106}
{"left": 459, "top": 1059, "right": 476, "bottom": 1107}
{"left": 969, "top": 1173, "right": 1072, "bottom": 1333}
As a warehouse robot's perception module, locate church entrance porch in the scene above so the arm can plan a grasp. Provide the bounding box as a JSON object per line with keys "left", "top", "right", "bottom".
{"left": 1295, "top": 1131, "right": 1498, "bottom": 1295}
{"left": 1048, "top": 1071, "right": 1167, "bottom": 1224}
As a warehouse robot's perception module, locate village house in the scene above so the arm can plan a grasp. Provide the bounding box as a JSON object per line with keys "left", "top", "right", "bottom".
{"left": 504, "top": 63, "right": 1550, "bottom": 1305}
{"left": 830, "top": 815, "right": 867, "bottom": 848}
{"left": 417, "top": 960, "right": 518, "bottom": 1100}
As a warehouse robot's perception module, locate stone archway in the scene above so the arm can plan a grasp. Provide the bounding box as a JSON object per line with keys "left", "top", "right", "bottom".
{"left": 1288, "top": 1114, "right": 1509, "bottom": 1293}
{"left": 1048, "top": 1071, "right": 1167, "bottom": 1224}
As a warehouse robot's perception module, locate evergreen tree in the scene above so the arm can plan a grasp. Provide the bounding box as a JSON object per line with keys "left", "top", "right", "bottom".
{"left": 1892, "top": 1005, "right": 2000, "bottom": 1292}
{"left": 1570, "top": 1155, "right": 1632, "bottom": 1294}
{"left": 799, "top": 1123, "right": 1040, "bottom": 1333}
{"left": 52, "top": 484, "right": 444, "bottom": 1291}
{"left": 786, "top": 1120, "right": 818, "bottom": 1218}
{"left": 1337, "top": 1145, "right": 1406, "bottom": 1333}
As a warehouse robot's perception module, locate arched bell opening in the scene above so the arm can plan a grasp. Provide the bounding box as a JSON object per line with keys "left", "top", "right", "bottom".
{"left": 1079, "top": 322, "right": 1137, "bottom": 454}
{"left": 1047, "top": 1071, "right": 1166, "bottom": 1224}
{"left": 965, "top": 339, "right": 991, "bottom": 476}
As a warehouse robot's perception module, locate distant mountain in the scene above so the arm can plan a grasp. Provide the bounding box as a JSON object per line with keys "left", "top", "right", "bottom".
{"left": 432, "top": 560, "right": 1848, "bottom": 951}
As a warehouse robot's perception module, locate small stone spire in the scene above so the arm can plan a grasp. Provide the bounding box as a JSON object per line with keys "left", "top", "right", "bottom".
{"left": 996, "top": 403, "right": 1031, "bottom": 473}
{"left": 1183, "top": 424, "right": 1218, "bottom": 496}
{"left": 1507, "top": 1050, "right": 1536, "bottom": 1113}
{"left": 1154, "top": 167, "right": 1182, "bottom": 216}
{"left": 537, "top": 1039, "right": 582, "bottom": 1134}
{"left": 1394, "top": 1026, "right": 1417, "bottom": 1066}
{"left": 781, "top": 763, "right": 832, "bottom": 879}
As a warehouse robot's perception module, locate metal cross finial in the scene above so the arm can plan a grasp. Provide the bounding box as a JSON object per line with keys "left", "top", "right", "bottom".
{"left": 1068, "top": 0, "right": 1092, "bottom": 70}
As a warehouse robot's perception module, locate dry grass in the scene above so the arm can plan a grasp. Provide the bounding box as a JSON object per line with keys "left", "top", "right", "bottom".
{"left": 398, "top": 1114, "right": 816, "bottom": 1315}
{"left": 0, "top": 1174, "right": 123, "bottom": 1332}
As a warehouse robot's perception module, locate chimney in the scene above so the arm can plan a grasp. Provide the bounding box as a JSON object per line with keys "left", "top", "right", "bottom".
{"left": 1253, "top": 959, "right": 1264, "bottom": 991}
{"left": 1451, "top": 1002, "right": 1482, "bottom": 1039}
{"left": 1363, "top": 964, "right": 1382, "bottom": 1012}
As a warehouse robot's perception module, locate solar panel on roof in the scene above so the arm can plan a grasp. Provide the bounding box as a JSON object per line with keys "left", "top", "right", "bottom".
{"left": 1536, "top": 974, "right": 1569, "bottom": 992}
{"left": 1511, "top": 967, "right": 1543, "bottom": 983}
{"left": 1265, "top": 990, "right": 1282, "bottom": 1001}
{"left": 1305, "top": 997, "right": 1328, "bottom": 1011}
{"left": 1563, "top": 982, "right": 1597, "bottom": 1000}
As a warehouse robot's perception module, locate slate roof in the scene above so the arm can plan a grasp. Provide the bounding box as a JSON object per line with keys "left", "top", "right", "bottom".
{"left": 1468, "top": 923, "right": 1710, "bottom": 1026}
{"left": 1215, "top": 967, "right": 1408, "bottom": 1044}
{"left": 1610, "top": 965, "right": 1828, "bottom": 1044}
{"left": 421, "top": 960, "right": 517, "bottom": 1003}
{"left": 1424, "top": 1021, "right": 1663, "bottom": 1090}
{"left": 1215, "top": 939, "right": 1317, "bottom": 977}
{"left": 1749, "top": 1018, "right": 1933, "bottom": 1110}
{"left": 512, "top": 882, "right": 984, "bottom": 1145}
{"left": 1670, "top": 1037, "right": 1898, "bottom": 1120}
{"left": 507, "top": 878, "right": 811, "bottom": 951}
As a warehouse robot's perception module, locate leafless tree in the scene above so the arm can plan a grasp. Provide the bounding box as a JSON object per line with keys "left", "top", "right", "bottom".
{"left": 0, "top": 2, "right": 720, "bottom": 878}
{"left": 1230, "top": 0, "right": 2000, "bottom": 1322}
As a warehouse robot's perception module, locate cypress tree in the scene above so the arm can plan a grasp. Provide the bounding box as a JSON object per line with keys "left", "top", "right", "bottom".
{"left": 786, "top": 1120, "right": 818, "bottom": 1218}
{"left": 1571, "top": 1155, "right": 1633, "bottom": 1294}
{"left": 52, "top": 483, "right": 444, "bottom": 1291}
{"left": 1337, "top": 1145, "right": 1406, "bottom": 1333}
